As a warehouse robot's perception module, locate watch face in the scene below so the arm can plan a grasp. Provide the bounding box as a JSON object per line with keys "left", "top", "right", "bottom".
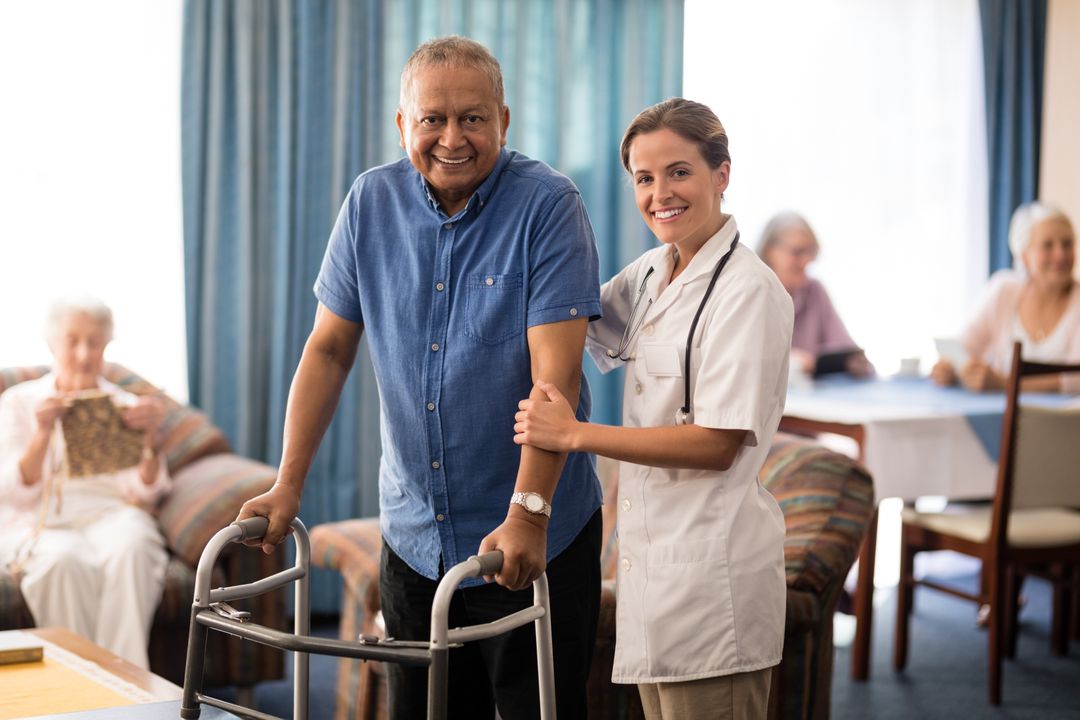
{"left": 524, "top": 494, "right": 545, "bottom": 513}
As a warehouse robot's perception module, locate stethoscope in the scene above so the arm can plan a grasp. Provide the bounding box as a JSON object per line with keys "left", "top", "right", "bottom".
{"left": 607, "top": 233, "right": 740, "bottom": 425}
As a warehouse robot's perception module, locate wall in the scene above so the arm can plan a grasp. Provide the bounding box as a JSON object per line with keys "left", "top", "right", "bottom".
{"left": 1041, "top": 0, "right": 1080, "bottom": 251}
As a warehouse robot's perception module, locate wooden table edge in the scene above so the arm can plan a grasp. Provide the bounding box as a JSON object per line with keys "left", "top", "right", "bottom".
{"left": 25, "top": 627, "right": 183, "bottom": 701}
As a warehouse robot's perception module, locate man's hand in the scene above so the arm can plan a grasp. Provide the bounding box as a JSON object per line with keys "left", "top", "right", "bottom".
{"left": 513, "top": 380, "right": 579, "bottom": 453}
{"left": 477, "top": 513, "right": 548, "bottom": 591}
{"left": 845, "top": 351, "right": 874, "bottom": 378}
{"left": 236, "top": 482, "right": 301, "bottom": 554}
{"left": 34, "top": 395, "right": 70, "bottom": 432}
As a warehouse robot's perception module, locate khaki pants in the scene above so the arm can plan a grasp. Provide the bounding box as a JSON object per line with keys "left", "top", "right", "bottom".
{"left": 638, "top": 666, "right": 772, "bottom": 720}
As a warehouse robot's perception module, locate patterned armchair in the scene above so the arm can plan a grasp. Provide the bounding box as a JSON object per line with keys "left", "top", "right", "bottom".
{"left": 308, "top": 433, "right": 873, "bottom": 720}
{"left": 0, "top": 364, "right": 285, "bottom": 691}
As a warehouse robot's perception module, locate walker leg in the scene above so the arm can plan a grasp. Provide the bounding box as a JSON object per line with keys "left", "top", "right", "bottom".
{"left": 180, "top": 608, "right": 208, "bottom": 719}
{"left": 427, "top": 647, "right": 449, "bottom": 720}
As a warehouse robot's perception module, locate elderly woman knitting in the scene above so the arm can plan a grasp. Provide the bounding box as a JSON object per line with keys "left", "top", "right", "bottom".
{"left": 0, "top": 295, "right": 170, "bottom": 668}
{"left": 931, "top": 202, "right": 1080, "bottom": 393}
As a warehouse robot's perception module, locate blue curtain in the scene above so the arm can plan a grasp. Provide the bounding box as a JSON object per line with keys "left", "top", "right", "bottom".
{"left": 978, "top": 0, "right": 1047, "bottom": 274}
{"left": 182, "top": 0, "right": 682, "bottom": 612}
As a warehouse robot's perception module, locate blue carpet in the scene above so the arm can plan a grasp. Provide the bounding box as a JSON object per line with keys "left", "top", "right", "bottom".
{"left": 832, "top": 564, "right": 1080, "bottom": 719}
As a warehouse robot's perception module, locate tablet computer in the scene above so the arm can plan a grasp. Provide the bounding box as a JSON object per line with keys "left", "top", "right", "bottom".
{"left": 813, "top": 349, "right": 862, "bottom": 378}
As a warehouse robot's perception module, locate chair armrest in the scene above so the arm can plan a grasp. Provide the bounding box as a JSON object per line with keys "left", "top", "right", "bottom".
{"left": 761, "top": 434, "right": 875, "bottom": 595}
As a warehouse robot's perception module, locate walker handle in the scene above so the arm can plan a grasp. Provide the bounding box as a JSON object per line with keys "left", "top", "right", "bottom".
{"left": 232, "top": 516, "right": 270, "bottom": 543}
{"left": 471, "top": 550, "right": 504, "bottom": 577}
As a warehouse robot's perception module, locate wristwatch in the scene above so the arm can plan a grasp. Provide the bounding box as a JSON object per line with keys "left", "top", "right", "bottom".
{"left": 510, "top": 491, "right": 552, "bottom": 517}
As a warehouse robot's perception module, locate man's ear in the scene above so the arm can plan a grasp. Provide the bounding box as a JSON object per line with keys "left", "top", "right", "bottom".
{"left": 395, "top": 108, "right": 407, "bottom": 149}
{"left": 499, "top": 105, "right": 510, "bottom": 146}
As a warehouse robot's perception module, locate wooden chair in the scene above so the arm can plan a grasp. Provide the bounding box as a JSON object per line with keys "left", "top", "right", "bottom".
{"left": 893, "top": 342, "right": 1080, "bottom": 705}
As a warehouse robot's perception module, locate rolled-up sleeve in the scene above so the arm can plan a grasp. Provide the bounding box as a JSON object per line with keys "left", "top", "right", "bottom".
{"left": 0, "top": 386, "right": 46, "bottom": 511}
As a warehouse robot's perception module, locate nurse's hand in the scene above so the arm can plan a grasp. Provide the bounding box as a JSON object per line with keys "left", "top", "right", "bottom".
{"left": 513, "top": 380, "right": 578, "bottom": 453}
{"left": 478, "top": 513, "right": 547, "bottom": 591}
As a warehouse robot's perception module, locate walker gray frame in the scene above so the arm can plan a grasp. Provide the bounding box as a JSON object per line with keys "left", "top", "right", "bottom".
{"left": 179, "top": 517, "right": 556, "bottom": 720}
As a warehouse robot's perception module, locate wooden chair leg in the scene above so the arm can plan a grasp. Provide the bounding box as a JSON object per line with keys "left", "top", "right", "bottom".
{"left": 1003, "top": 566, "right": 1022, "bottom": 659}
{"left": 1051, "top": 563, "right": 1070, "bottom": 657}
{"left": 893, "top": 528, "right": 915, "bottom": 671}
{"left": 1071, "top": 565, "right": 1080, "bottom": 642}
{"left": 988, "top": 564, "right": 1004, "bottom": 706}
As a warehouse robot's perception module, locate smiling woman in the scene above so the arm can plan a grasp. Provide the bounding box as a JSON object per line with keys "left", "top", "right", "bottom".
{"left": 0, "top": 0, "right": 187, "bottom": 400}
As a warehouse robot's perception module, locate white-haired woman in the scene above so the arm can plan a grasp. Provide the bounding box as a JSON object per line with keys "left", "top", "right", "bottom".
{"left": 0, "top": 295, "right": 170, "bottom": 668}
{"left": 931, "top": 202, "right": 1079, "bottom": 393}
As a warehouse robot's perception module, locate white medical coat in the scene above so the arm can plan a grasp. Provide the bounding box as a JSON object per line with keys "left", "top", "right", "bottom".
{"left": 587, "top": 218, "right": 793, "bottom": 683}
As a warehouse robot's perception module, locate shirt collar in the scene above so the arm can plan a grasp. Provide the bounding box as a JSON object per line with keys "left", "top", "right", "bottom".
{"left": 668, "top": 215, "right": 740, "bottom": 287}
{"left": 417, "top": 147, "right": 511, "bottom": 219}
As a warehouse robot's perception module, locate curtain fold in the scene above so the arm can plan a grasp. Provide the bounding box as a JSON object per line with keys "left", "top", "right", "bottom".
{"left": 978, "top": 0, "right": 1047, "bottom": 274}
{"left": 182, "top": 0, "right": 683, "bottom": 612}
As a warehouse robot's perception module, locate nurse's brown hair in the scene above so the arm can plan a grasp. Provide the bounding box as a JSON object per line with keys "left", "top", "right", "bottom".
{"left": 620, "top": 98, "right": 730, "bottom": 173}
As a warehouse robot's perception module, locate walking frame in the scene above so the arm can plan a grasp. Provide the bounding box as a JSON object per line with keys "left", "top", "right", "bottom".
{"left": 180, "top": 517, "right": 557, "bottom": 720}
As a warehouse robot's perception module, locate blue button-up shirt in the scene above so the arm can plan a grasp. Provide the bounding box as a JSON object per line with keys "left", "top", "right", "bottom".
{"left": 315, "top": 148, "right": 603, "bottom": 580}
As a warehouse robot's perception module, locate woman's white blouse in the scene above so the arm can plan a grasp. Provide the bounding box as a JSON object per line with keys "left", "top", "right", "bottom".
{"left": 587, "top": 218, "right": 794, "bottom": 683}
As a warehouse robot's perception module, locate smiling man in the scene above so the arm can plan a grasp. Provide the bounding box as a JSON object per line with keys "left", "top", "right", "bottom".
{"left": 236, "top": 36, "right": 603, "bottom": 719}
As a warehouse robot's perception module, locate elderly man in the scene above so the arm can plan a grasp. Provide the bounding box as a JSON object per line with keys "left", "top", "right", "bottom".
{"left": 237, "top": 36, "right": 602, "bottom": 718}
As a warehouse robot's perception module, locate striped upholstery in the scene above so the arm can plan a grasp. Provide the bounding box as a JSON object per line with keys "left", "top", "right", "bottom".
{"left": 0, "top": 364, "right": 284, "bottom": 689}
{"left": 310, "top": 519, "right": 385, "bottom": 720}
{"left": 761, "top": 433, "right": 874, "bottom": 720}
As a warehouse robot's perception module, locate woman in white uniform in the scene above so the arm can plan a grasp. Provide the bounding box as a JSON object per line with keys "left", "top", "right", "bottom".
{"left": 0, "top": 295, "right": 170, "bottom": 669}
{"left": 514, "top": 98, "right": 793, "bottom": 719}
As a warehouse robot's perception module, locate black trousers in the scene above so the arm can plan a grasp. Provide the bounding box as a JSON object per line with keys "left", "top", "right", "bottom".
{"left": 379, "top": 509, "right": 602, "bottom": 720}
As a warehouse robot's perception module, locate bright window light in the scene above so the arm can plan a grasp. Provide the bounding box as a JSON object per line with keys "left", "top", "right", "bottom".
{"left": 684, "top": 0, "right": 989, "bottom": 376}
{"left": 0, "top": 1, "right": 187, "bottom": 400}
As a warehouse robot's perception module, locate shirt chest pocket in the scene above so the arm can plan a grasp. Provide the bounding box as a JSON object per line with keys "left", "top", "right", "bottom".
{"left": 465, "top": 273, "right": 524, "bottom": 345}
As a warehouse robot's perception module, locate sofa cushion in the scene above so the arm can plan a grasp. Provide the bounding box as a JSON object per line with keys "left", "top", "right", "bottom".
{"left": 760, "top": 433, "right": 874, "bottom": 595}
{"left": 158, "top": 454, "right": 277, "bottom": 567}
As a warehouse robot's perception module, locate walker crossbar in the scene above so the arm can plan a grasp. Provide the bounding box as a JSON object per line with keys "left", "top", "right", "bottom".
{"left": 180, "top": 516, "right": 557, "bottom": 720}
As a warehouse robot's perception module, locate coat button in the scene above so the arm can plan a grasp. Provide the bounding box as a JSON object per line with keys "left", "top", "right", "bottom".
{"left": 641, "top": 324, "right": 653, "bottom": 336}
{"left": 635, "top": 383, "right": 643, "bottom": 394}
{"left": 622, "top": 558, "right": 632, "bottom": 572}
{"left": 622, "top": 498, "right": 632, "bottom": 511}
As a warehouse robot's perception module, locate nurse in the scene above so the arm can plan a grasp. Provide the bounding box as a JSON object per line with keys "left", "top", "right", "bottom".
{"left": 513, "top": 98, "right": 792, "bottom": 719}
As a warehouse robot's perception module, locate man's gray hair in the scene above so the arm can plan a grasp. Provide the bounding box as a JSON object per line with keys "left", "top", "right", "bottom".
{"left": 45, "top": 294, "right": 114, "bottom": 344}
{"left": 399, "top": 35, "right": 505, "bottom": 112}
{"left": 1007, "top": 201, "right": 1073, "bottom": 274}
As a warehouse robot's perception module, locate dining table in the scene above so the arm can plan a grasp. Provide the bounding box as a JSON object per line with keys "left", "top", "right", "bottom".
{"left": 780, "top": 374, "right": 1075, "bottom": 680}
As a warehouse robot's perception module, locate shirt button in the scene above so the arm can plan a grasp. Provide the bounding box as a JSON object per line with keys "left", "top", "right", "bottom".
{"left": 426, "top": 402, "right": 436, "bottom": 411}
{"left": 635, "top": 383, "right": 643, "bottom": 394}
{"left": 436, "top": 514, "right": 445, "bottom": 522}
{"left": 431, "top": 343, "right": 440, "bottom": 352}
{"left": 622, "top": 558, "right": 632, "bottom": 572}
{"left": 431, "top": 460, "right": 441, "bottom": 469}
{"left": 443, "top": 222, "right": 453, "bottom": 229}
{"left": 435, "top": 282, "right": 445, "bottom": 292}
{"left": 569, "top": 307, "right": 579, "bottom": 317}
{"left": 485, "top": 277, "right": 494, "bottom": 286}
{"left": 622, "top": 498, "right": 632, "bottom": 512}
{"left": 641, "top": 324, "right": 653, "bottom": 336}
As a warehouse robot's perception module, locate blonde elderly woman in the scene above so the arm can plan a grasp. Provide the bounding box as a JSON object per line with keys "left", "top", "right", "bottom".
{"left": 0, "top": 295, "right": 170, "bottom": 668}
{"left": 931, "top": 202, "right": 1080, "bottom": 393}
{"left": 757, "top": 211, "right": 873, "bottom": 378}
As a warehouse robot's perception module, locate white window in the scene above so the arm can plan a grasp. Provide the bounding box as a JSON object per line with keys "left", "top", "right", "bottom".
{"left": 684, "top": 0, "right": 988, "bottom": 374}
{"left": 0, "top": 1, "right": 187, "bottom": 400}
